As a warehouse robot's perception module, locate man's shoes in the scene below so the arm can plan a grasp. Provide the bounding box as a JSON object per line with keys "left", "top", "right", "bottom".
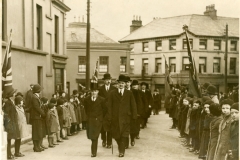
{"left": 125, "top": 146, "right": 129, "bottom": 149}
{"left": 189, "top": 148, "right": 195, "bottom": 152}
{"left": 57, "top": 139, "right": 63, "bottom": 143}
{"left": 135, "top": 135, "right": 140, "bottom": 139}
{"left": 119, "top": 153, "right": 124, "bottom": 157}
{"left": 102, "top": 141, "right": 106, "bottom": 147}
{"left": 170, "top": 126, "right": 176, "bottom": 129}
{"left": 91, "top": 154, "right": 96, "bottom": 157}
{"left": 14, "top": 152, "right": 25, "bottom": 157}
{"left": 106, "top": 145, "right": 111, "bottom": 148}
{"left": 131, "top": 141, "right": 135, "bottom": 146}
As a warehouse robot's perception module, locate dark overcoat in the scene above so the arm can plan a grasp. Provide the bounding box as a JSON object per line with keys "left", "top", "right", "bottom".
{"left": 84, "top": 96, "right": 105, "bottom": 140}
{"left": 30, "top": 94, "right": 45, "bottom": 140}
{"left": 206, "top": 116, "right": 223, "bottom": 160}
{"left": 153, "top": 94, "right": 161, "bottom": 111}
{"left": 169, "top": 96, "right": 178, "bottom": 118}
{"left": 141, "top": 90, "right": 153, "bottom": 118}
{"left": 228, "top": 121, "right": 239, "bottom": 160}
{"left": 46, "top": 110, "right": 59, "bottom": 135}
{"left": 98, "top": 85, "right": 116, "bottom": 131}
{"left": 180, "top": 105, "right": 189, "bottom": 135}
{"left": 189, "top": 108, "right": 201, "bottom": 138}
{"left": 56, "top": 105, "right": 64, "bottom": 128}
{"left": 130, "top": 89, "right": 143, "bottom": 134}
{"left": 3, "top": 99, "right": 20, "bottom": 139}
{"left": 107, "top": 89, "right": 138, "bottom": 139}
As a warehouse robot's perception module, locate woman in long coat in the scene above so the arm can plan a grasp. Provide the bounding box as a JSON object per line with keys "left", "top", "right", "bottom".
{"left": 84, "top": 87, "right": 105, "bottom": 157}
{"left": 3, "top": 88, "right": 21, "bottom": 159}
{"left": 30, "top": 84, "right": 46, "bottom": 152}
{"left": 206, "top": 103, "right": 223, "bottom": 160}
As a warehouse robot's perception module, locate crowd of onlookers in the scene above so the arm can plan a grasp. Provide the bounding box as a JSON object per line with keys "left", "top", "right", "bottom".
{"left": 166, "top": 82, "right": 239, "bottom": 160}
{"left": 2, "top": 84, "right": 89, "bottom": 159}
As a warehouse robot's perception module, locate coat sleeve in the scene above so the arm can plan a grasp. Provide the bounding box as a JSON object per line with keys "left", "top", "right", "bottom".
{"left": 32, "top": 97, "right": 45, "bottom": 117}
{"left": 106, "top": 92, "right": 113, "bottom": 121}
{"left": 130, "top": 92, "right": 137, "bottom": 119}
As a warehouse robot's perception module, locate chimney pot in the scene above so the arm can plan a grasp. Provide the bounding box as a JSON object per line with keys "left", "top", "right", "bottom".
{"left": 74, "top": 16, "right": 76, "bottom": 22}
{"left": 136, "top": 15, "right": 138, "bottom": 21}
{"left": 139, "top": 16, "right": 141, "bottom": 21}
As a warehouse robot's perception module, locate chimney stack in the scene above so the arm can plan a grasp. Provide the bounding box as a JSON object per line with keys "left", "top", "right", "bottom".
{"left": 130, "top": 15, "right": 142, "bottom": 33}
{"left": 204, "top": 4, "right": 217, "bottom": 20}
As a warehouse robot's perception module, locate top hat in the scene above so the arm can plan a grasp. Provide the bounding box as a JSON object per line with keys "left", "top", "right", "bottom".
{"left": 117, "top": 75, "right": 126, "bottom": 82}
{"left": 4, "top": 87, "right": 17, "bottom": 98}
{"left": 90, "top": 82, "right": 98, "bottom": 91}
{"left": 125, "top": 76, "right": 132, "bottom": 82}
{"left": 32, "top": 84, "right": 42, "bottom": 93}
{"left": 131, "top": 80, "right": 139, "bottom": 86}
{"left": 102, "top": 73, "right": 112, "bottom": 80}
{"left": 206, "top": 85, "right": 217, "bottom": 95}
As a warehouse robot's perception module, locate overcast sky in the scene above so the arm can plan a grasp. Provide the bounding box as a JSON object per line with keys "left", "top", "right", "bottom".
{"left": 65, "top": 0, "right": 239, "bottom": 42}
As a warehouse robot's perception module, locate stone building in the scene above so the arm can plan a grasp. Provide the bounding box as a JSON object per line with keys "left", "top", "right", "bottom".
{"left": 1, "top": 0, "right": 70, "bottom": 98}
{"left": 66, "top": 21, "right": 130, "bottom": 94}
{"left": 119, "top": 5, "right": 239, "bottom": 97}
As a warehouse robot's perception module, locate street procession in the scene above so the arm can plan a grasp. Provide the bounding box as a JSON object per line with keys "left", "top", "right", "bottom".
{"left": 0, "top": 0, "right": 239, "bottom": 160}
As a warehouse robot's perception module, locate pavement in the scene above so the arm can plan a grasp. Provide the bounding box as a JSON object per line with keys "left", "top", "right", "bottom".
{"left": 10, "top": 111, "right": 199, "bottom": 160}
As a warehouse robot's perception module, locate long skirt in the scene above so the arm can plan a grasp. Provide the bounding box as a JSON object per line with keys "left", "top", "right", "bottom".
{"left": 32, "top": 119, "right": 44, "bottom": 140}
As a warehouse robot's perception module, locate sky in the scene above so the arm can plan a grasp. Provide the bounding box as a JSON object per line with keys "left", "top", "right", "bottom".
{"left": 65, "top": 0, "right": 239, "bottom": 42}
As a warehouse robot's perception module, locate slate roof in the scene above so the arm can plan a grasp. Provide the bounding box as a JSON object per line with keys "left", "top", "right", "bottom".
{"left": 66, "top": 22, "right": 116, "bottom": 43}
{"left": 119, "top": 14, "right": 239, "bottom": 42}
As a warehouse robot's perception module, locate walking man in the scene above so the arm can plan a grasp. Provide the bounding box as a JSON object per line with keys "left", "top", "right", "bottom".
{"left": 98, "top": 73, "right": 116, "bottom": 148}
{"left": 106, "top": 75, "right": 137, "bottom": 157}
{"left": 84, "top": 82, "right": 105, "bottom": 157}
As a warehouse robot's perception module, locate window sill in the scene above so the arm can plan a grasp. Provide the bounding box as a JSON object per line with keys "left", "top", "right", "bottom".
{"left": 46, "top": 14, "right": 52, "bottom": 20}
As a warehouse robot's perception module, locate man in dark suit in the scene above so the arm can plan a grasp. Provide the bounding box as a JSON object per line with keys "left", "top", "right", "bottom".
{"left": 125, "top": 77, "right": 143, "bottom": 148}
{"left": 84, "top": 82, "right": 105, "bottom": 157}
{"left": 106, "top": 75, "right": 137, "bottom": 157}
{"left": 98, "top": 73, "right": 116, "bottom": 148}
{"left": 140, "top": 82, "right": 153, "bottom": 128}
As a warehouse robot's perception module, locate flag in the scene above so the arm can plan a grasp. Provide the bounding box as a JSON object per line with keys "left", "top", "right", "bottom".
{"left": 163, "top": 55, "right": 171, "bottom": 98}
{"left": 2, "top": 30, "right": 13, "bottom": 98}
{"left": 183, "top": 25, "right": 202, "bottom": 98}
{"left": 91, "top": 59, "right": 98, "bottom": 83}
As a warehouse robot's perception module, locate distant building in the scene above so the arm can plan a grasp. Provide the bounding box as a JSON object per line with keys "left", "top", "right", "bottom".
{"left": 66, "top": 21, "right": 130, "bottom": 94}
{"left": 1, "top": 0, "right": 70, "bottom": 98}
{"left": 119, "top": 5, "right": 239, "bottom": 96}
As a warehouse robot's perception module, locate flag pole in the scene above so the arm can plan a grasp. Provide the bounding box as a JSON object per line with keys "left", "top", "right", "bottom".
{"left": 2, "top": 29, "right": 12, "bottom": 67}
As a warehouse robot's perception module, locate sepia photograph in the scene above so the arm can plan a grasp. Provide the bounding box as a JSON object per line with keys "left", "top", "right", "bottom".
{"left": 0, "top": 0, "right": 239, "bottom": 159}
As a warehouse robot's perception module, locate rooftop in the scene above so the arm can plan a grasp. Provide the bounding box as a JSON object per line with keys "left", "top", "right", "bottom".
{"left": 119, "top": 14, "right": 239, "bottom": 42}
{"left": 66, "top": 22, "right": 116, "bottom": 43}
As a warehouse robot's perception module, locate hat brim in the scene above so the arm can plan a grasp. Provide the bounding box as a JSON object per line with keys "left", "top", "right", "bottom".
{"left": 102, "top": 77, "right": 112, "bottom": 80}
{"left": 6, "top": 89, "right": 17, "bottom": 97}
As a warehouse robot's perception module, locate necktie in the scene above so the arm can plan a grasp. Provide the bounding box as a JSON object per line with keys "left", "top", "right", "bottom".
{"left": 119, "top": 90, "right": 122, "bottom": 96}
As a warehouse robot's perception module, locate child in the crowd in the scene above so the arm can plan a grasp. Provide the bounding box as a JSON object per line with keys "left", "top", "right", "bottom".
{"left": 198, "top": 100, "right": 214, "bottom": 159}
{"left": 227, "top": 102, "right": 239, "bottom": 160}
{"left": 213, "top": 99, "right": 234, "bottom": 160}
{"left": 56, "top": 98, "right": 67, "bottom": 140}
{"left": 183, "top": 97, "right": 193, "bottom": 148}
{"left": 62, "top": 99, "right": 72, "bottom": 138}
{"left": 189, "top": 99, "right": 202, "bottom": 154}
{"left": 40, "top": 97, "right": 48, "bottom": 150}
{"left": 181, "top": 97, "right": 192, "bottom": 147}
{"left": 50, "top": 98, "right": 62, "bottom": 145}
{"left": 46, "top": 103, "right": 59, "bottom": 148}
{"left": 206, "top": 103, "right": 223, "bottom": 160}
{"left": 68, "top": 96, "right": 77, "bottom": 134}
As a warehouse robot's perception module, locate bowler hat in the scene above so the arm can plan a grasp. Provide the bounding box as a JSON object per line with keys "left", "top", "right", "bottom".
{"left": 202, "top": 82, "right": 211, "bottom": 90}
{"left": 15, "top": 96, "right": 23, "bottom": 105}
{"left": 131, "top": 80, "right": 139, "bottom": 86}
{"left": 231, "top": 102, "right": 239, "bottom": 111}
{"left": 32, "top": 84, "right": 41, "bottom": 93}
{"left": 206, "top": 85, "right": 217, "bottom": 95}
{"left": 140, "top": 82, "right": 148, "bottom": 86}
{"left": 125, "top": 76, "right": 131, "bottom": 82}
{"left": 102, "top": 73, "right": 112, "bottom": 80}
{"left": 117, "top": 75, "right": 126, "bottom": 82}
{"left": 17, "top": 92, "right": 24, "bottom": 97}
{"left": 4, "top": 87, "right": 17, "bottom": 98}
